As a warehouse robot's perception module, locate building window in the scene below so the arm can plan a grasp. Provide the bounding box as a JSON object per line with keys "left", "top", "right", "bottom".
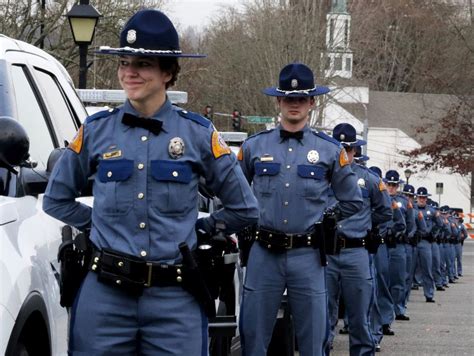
{"left": 345, "top": 57, "right": 351, "bottom": 72}
{"left": 325, "top": 56, "right": 331, "bottom": 70}
{"left": 329, "top": 19, "right": 335, "bottom": 43}
{"left": 334, "top": 57, "right": 343, "bottom": 71}
{"left": 344, "top": 19, "right": 349, "bottom": 47}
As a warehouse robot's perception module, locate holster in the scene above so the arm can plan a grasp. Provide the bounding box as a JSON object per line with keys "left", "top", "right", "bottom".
{"left": 57, "top": 226, "right": 91, "bottom": 308}
{"left": 322, "top": 210, "right": 338, "bottom": 256}
{"left": 365, "top": 227, "right": 381, "bottom": 254}
{"left": 237, "top": 224, "right": 256, "bottom": 267}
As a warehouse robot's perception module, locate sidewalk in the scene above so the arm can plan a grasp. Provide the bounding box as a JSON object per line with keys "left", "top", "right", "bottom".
{"left": 331, "top": 241, "right": 474, "bottom": 355}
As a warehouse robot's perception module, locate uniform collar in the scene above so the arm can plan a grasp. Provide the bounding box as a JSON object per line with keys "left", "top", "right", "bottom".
{"left": 120, "top": 99, "right": 172, "bottom": 133}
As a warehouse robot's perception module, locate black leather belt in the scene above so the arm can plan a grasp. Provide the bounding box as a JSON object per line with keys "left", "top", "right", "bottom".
{"left": 89, "top": 247, "right": 185, "bottom": 291}
{"left": 336, "top": 235, "right": 366, "bottom": 250}
{"left": 256, "top": 228, "right": 318, "bottom": 250}
{"left": 422, "top": 235, "right": 433, "bottom": 243}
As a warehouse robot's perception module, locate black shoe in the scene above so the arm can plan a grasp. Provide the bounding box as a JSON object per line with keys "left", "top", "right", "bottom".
{"left": 375, "top": 343, "right": 381, "bottom": 352}
{"left": 458, "top": 274, "right": 463, "bottom": 277}
{"left": 411, "top": 284, "right": 419, "bottom": 290}
{"left": 382, "top": 324, "right": 395, "bottom": 335}
{"left": 444, "top": 284, "right": 450, "bottom": 288}
{"left": 449, "top": 279, "right": 456, "bottom": 283}
{"left": 436, "top": 286, "right": 446, "bottom": 291}
{"left": 426, "top": 297, "right": 435, "bottom": 303}
{"left": 395, "top": 314, "right": 410, "bottom": 321}
{"left": 339, "top": 325, "right": 349, "bottom": 334}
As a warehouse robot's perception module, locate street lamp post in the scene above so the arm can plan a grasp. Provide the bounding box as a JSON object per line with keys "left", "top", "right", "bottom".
{"left": 66, "top": 0, "right": 101, "bottom": 89}
{"left": 404, "top": 168, "right": 412, "bottom": 185}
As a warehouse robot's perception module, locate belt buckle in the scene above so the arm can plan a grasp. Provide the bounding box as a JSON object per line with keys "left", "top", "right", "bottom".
{"left": 339, "top": 237, "right": 346, "bottom": 249}
{"left": 144, "top": 262, "right": 153, "bottom": 287}
{"left": 286, "top": 234, "right": 293, "bottom": 249}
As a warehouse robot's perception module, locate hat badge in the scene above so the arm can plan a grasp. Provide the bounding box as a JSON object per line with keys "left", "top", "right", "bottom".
{"left": 291, "top": 79, "right": 298, "bottom": 89}
{"left": 340, "top": 134, "right": 345, "bottom": 140}
{"left": 126, "top": 29, "right": 137, "bottom": 44}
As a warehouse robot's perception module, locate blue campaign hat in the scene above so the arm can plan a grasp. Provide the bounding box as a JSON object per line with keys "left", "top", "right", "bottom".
{"left": 384, "top": 170, "right": 401, "bottom": 184}
{"left": 263, "top": 63, "right": 330, "bottom": 97}
{"left": 440, "top": 205, "right": 450, "bottom": 213}
{"left": 403, "top": 184, "right": 415, "bottom": 196}
{"left": 97, "top": 9, "right": 205, "bottom": 58}
{"left": 416, "top": 187, "right": 431, "bottom": 197}
{"left": 332, "top": 123, "right": 367, "bottom": 147}
{"left": 369, "top": 166, "right": 382, "bottom": 178}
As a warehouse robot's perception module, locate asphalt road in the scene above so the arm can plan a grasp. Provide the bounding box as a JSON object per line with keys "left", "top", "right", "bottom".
{"left": 331, "top": 240, "right": 474, "bottom": 355}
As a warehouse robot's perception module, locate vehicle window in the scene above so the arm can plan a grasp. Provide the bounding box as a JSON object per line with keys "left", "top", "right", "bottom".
{"left": 11, "top": 65, "right": 54, "bottom": 170}
{"left": 33, "top": 68, "right": 78, "bottom": 143}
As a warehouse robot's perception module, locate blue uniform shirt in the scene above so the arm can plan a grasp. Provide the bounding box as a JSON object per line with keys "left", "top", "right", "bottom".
{"left": 238, "top": 125, "right": 363, "bottom": 233}
{"left": 417, "top": 204, "right": 437, "bottom": 234}
{"left": 412, "top": 205, "right": 428, "bottom": 238}
{"left": 380, "top": 194, "right": 407, "bottom": 237}
{"left": 336, "top": 163, "right": 392, "bottom": 238}
{"left": 43, "top": 99, "right": 259, "bottom": 262}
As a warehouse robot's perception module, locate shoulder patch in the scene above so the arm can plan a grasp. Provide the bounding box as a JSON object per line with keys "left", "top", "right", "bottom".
{"left": 177, "top": 110, "right": 211, "bottom": 128}
{"left": 339, "top": 149, "right": 349, "bottom": 167}
{"left": 85, "top": 108, "right": 118, "bottom": 124}
{"left": 68, "top": 125, "right": 84, "bottom": 154}
{"left": 313, "top": 131, "right": 340, "bottom": 146}
{"left": 237, "top": 146, "right": 243, "bottom": 161}
{"left": 379, "top": 179, "right": 387, "bottom": 191}
{"left": 211, "top": 131, "right": 231, "bottom": 159}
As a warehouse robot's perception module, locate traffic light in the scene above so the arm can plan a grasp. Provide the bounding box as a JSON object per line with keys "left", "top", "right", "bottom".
{"left": 232, "top": 109, "right": 241, "bottom": 131}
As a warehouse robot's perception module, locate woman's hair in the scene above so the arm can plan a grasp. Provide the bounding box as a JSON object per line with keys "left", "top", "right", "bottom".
{"left": 158, "top": 57, "right": 181, "bottom": 89}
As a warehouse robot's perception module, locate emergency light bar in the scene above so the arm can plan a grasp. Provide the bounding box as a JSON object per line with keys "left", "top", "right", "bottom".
{"left": 219, "top": 132, "right": 248, "bottom": 143}
{"left": 76, "top": 89, "right": 188, "bottom": 104}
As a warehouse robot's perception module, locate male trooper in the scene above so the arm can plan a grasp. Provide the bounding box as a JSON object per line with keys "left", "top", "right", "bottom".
{"left": 326, "top": 124, "right": 392, "bottom": 355}
{"left": 238, "top": 63, "right": 363, "bottom": 356}
{"left": 455, "top": 216, "right": 468, "bottom": 276}
{"left": 414, "top": 187, "right": 439, "bottom": 301}
{"left": 401, "top": 185, "right": 428, "bottom": 307}
{"left": 385, "top": 170, "right": 414, "bottom": 321}
{"left": 427, "top": 200, "right": 446, "bottom": 291}
{"left": 369, "top": 167, "right": 405, "bottom": 344}
{"left": 439, "top": 206, "right": 457, "bottom": 286}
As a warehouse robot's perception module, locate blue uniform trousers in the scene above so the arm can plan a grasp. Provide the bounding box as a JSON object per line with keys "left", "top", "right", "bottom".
{"left": 449, "top": 244, "right": 457, "bottom": 278}
{"left": 373, "top": 244, "right": 393, "bottom": 329}
{"left": 431, "top": 243, "right": 443, "bottom": 288}
{"left": 415, "top": 240, "right": 434, "bottom": 298}
{"left": 69, "top": 272, "right": 208, "bottom": 356}
{"left": 389, "top": 244, "right": 407, "bottom": 317}
{"left": 403, "top": 245, "right": 416, "bottom": 307}
{"left": 369, "top": 253, "right": 383, "bottom": 345}
{"left": 240, "top": 244, "right": 328, "bottom": 356}
{"left": 455, "top": 243, "right": 463, "bottom": 275}
{"left": 326, "top": 247, "right": 375, "bottom": 356}
{"left": 440, "top": 243, "right": 450, "bottom": 285}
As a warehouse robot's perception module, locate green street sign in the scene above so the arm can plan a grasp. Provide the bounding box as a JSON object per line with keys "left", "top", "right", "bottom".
{"left": 245, "top": 116, "right": 274, "bottom": 124}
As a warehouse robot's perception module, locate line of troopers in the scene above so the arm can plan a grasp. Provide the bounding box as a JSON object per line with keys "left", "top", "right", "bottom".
{"left": 330, "top": 143, "right": 469, "bottom": 353}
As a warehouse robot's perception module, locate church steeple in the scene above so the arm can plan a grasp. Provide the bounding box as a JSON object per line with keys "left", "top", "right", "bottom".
{"left": 324, "top": 0, "right": 353, "bottom": 79}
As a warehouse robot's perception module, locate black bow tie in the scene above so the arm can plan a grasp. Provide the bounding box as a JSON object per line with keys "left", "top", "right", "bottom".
{"left": 280, "top": 129, "right": 304, "bottom": 140}
{"left": 122, "top": 113, "right": 163, "bottom": 135}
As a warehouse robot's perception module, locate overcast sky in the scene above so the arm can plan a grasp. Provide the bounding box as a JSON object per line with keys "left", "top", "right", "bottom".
{"left": 165, "top": 0, "right": 245, "bottom": 30}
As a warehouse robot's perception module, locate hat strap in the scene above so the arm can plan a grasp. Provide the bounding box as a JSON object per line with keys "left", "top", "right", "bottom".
{"left": 276, "top": 87, "right": 317, "bottom": 95}
{"left": 99, "top": 46, "right": 182, "bottom": 55}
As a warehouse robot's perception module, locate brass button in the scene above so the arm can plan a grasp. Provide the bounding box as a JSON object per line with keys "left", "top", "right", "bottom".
{"left": 176, "top": 276, "right": 183, "bottom": 283}
{"left": 284, "top": 201, "right": 289, "bottom": 206}
{"left": 285, "top": 183, "right": 290, "bottom": 187}
{"left": 139, "top": 222, "right": 146, "bottom": 229}
{"left": 172, "top": 171, "right": 179, "bottom": 177}
{"left": 263, "top": 168, "right": 267, "bottom": 173}
{"left": 107, "top": 171, "right": 112, "bottom": 178}
{"left": 141, "top": 136, "right": 148, "bottom": 142}
{"left": 138, "top": 163, "right": 144, "bottom": 170}
{"left": 286, "top": 165, "right": 291, "bottom": 169}
{"left": 117, "top": 261, "right": 124, "bottom": 267}
{"left": 138, "top": 193, "right": 144, "bottom": 199}
{"left": 283, "top": 219, "right": 288, "bottom": 224}
{"left": 140, "top": 250, "right": 147, "bottom": 257}
{"left": 116, "top": 279, "right": 122, "bottom": 285}
{"left": 310, "top": 172, "right": 315, "bottom": 176}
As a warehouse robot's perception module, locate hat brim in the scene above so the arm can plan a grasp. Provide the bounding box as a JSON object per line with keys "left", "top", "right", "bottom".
{"left": 96, "top": 47, "right": 206, "bottom": 58}
{"left": 417, "top": 194, "right": 432, "bottom": 197}
{"left": 354, "top": 154, "right": 370, "bottom": 162}
{"left": 262, "top": 86, "right": 330, "bottom": 97}
{"left": 343, "top": 139, "right": 367, "bottom": 147}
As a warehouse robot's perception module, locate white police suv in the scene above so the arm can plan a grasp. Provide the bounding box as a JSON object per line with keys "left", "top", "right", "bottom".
{"left": 0, "top": 34, "right": 88, "bottom": 356}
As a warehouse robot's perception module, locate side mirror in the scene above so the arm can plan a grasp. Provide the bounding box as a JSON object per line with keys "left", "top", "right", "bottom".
{"left": 0, "top": 117, "right": 30, "bottom": 174}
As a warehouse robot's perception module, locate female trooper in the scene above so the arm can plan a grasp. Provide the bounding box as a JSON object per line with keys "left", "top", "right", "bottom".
{"left": 237, "top": 63, "right": 363, "bottom": 356}
{"left": 43, "top": 9, "right": 258, "bottom": 355}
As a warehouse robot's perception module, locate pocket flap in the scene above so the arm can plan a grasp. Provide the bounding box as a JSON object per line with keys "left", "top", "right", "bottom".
{"left": 98, "top": 159, "right": 134, "bottom": 182}
{"left": 297, "top": 165, "right": 325, "bottom": 179}
{"left": 255, "top": 162, "right": 280, "bottom": 176}
{"left": 151, "top": 160, "right": 192, "bottom": 183}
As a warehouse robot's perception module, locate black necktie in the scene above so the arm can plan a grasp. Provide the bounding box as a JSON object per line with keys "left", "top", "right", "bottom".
{"left": 122, "top": 113, "right": 163, "bottom": 135}
{"left": 280, "top": 129, "right": 304, "bottom": 140}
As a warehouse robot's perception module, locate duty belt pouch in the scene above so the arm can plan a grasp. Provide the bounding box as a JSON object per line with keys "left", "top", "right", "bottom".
{"left": 96, "top": 248, "right": 145, "bottom": 296}
{"left": 237, "top": 225, "right": 256, "bottom": 267}
{"left": 314, "top": 223, "right": 327, "bottom": 266}
{"left": 365, "top": 230, "right": 381, "bottom": 254}
{"left": 386, "top": 235, "right": 397, "bottom": 249}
